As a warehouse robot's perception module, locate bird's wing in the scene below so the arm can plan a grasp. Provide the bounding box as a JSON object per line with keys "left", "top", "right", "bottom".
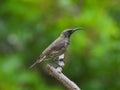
{"left": 29, "top": 37, "right": 66, "bottom": 68}
{"left": 41, "top": 37, "right": 65, "bottom": 56}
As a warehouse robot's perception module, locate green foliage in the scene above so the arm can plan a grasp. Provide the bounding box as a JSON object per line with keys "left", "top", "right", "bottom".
{"left": 0, "top": 0, "right": 120, "bottom": 90}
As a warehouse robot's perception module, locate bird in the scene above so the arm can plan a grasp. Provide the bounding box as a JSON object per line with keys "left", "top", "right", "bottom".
{"left": 30, "top": 28, "right": 83, "bottom": 68}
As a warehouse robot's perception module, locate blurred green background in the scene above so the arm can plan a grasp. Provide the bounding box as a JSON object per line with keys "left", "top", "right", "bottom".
{"left": 0, "top": 0, "right": 120, "bottom": 90}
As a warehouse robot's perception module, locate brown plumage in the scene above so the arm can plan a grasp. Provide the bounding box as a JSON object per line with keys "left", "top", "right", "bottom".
{"left": 30, "top": 28, "right": 83, "bottom": 68}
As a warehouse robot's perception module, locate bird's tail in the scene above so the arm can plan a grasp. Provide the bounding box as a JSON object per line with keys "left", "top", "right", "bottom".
{"left": 29, "top": 61, "right": 38, "bottom": 69}
{"left": 29, "top": 56, "right": 44, "bottom": 69}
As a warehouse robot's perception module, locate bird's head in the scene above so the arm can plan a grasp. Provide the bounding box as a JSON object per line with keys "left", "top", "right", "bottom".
{"left": 61, "top": 28, "right": 84, "bottom": 38}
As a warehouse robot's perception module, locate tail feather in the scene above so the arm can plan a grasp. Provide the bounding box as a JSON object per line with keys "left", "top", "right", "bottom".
{"left": 29, "top": 61, "right": 38, "bottom": 69}
{"left": 29, "top": 56, "right": 45, "bottom": 69}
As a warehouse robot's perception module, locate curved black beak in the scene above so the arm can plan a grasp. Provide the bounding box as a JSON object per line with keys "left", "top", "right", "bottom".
{"left": 73, "top": 27, "right": 84, "bottom": 31}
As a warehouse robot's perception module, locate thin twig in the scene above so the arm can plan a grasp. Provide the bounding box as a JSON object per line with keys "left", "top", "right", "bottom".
{"left": 47, "top": 65, "right": 81, "bottom": 90}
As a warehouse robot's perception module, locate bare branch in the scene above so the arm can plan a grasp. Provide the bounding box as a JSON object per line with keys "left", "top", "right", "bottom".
{"left": 47, "top": 64, "right": 81, "bottom": 90}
